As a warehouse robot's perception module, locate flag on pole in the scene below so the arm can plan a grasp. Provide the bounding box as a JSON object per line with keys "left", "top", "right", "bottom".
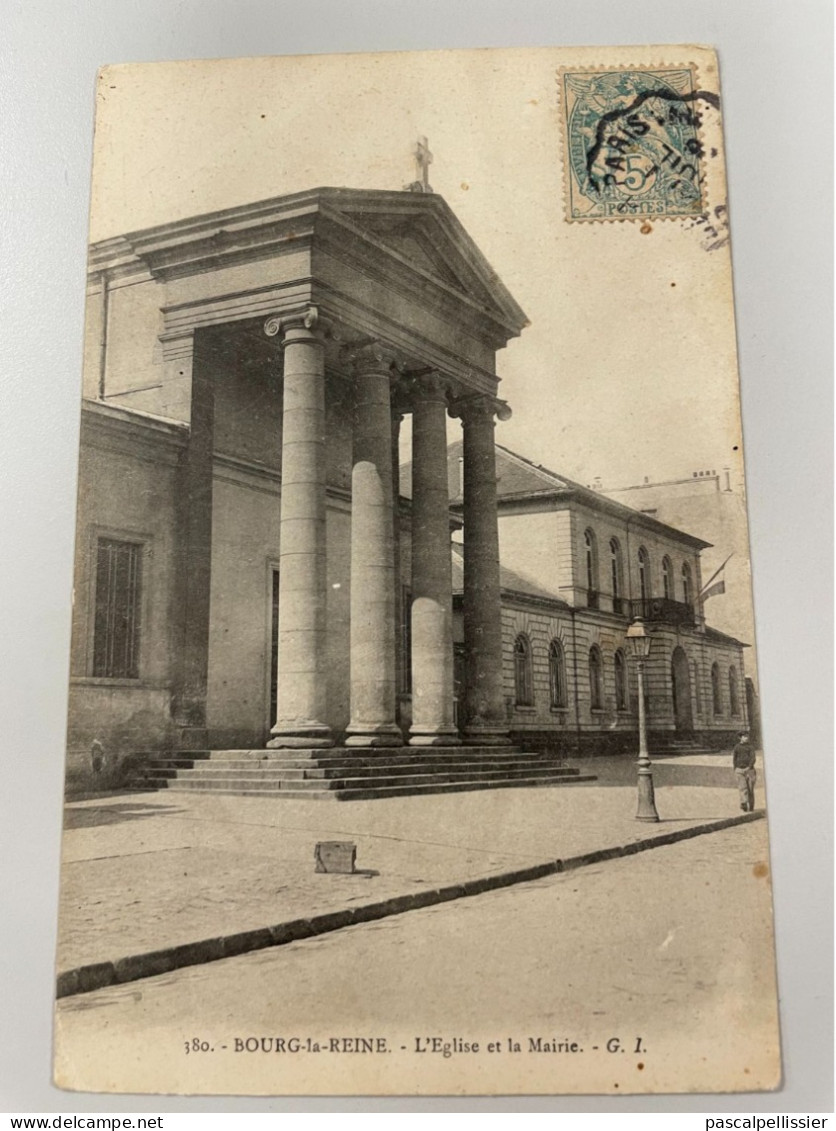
{"left": 699, "top": 553, "right": 733, "bottom": 599}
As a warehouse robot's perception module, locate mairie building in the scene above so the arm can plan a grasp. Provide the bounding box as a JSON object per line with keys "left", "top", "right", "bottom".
{"left": 66, "top": 186, "right": 748, "bottom": 797}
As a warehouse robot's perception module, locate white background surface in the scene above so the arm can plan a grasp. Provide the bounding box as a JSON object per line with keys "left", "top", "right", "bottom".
{"left": 1, "top": 0, "right": 832, "bottom": 1113}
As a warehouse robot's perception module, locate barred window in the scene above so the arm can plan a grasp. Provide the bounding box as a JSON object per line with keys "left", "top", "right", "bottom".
{"left": 638, "top": 547, "right": 650, "bottom": 601}
{"left": 682, "top": 561, "right": 693, "bottom": 607}
{"left": 662, "top": 556, "right": 673, "bottom": 599}
{"left": 549, "top": 639, "right": 567, "bottom": 708}
{"left": 711, "top": 662, "right": 722, "bottom": 715}
{"left": 93, "top": 538, "right": 143, "bottom": 679}
{"left": 729, "top": 665, "right": 740, "bottom": 716}
{"left": 610, "top": 537, "right": 624, "bottom": 613}
{"left": 514, "top": 634, "right": 534, "bottom": 707}
{"left": 584, "top": 528, "right": 599, "bottom": 606}
{"left": 589, "top": 646, "right": 603, "bottom": 710}
{"left": 614, "top": 648, "right": 628, "bottom": 711}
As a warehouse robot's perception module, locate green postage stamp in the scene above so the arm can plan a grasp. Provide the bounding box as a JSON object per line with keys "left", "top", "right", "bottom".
{"left": 560, "top": 66, "right": 712, "bottom": 221}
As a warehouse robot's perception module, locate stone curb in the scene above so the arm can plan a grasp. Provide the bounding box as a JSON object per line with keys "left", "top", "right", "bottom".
{"left": 56, "top": 810, "right": 763, "bottom": 999}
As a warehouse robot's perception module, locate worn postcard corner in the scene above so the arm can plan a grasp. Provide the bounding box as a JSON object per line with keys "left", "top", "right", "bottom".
{"left": 54, "top": 44, "right": 780, "bottom": 1098}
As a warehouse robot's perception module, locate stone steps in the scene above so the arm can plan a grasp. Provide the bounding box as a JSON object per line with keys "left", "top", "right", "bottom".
{"left": 141, "top": 766, "right": 583, "bottom": 792}
{"left": 133, "top": 775, "right": 598, "bottom": 801}
{"left": 142, "top": 760, "right": 581, "bottom": 780}
{"left": 143, "top": 749, "right": 575, "bottom": 766}
{"left": 129, "top": 746, "right": 596, "bottom": 800}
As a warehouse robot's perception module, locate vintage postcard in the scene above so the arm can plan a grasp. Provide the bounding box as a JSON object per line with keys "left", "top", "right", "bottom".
{"left": 53, "top": 45, "right": 780, "bottom": 1096}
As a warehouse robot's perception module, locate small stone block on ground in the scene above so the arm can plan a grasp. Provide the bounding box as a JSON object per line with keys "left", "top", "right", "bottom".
{"left": 314, "top": 841, "right": 357, "bottom": 873}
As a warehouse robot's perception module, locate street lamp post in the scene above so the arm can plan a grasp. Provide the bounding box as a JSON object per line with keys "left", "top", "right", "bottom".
{"left": 626, "top": 618, "right": 660, "bottom": 823}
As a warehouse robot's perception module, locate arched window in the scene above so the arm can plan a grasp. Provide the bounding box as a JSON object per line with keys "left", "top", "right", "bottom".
{"left": 614, "top": 649, "right": 628, "bottom": 711}
{"left": 513, "top": 634, "right": 534, "bottom": 707}
{"left": 682, "top": 561, "right": 693, "bottom": 607}
{"left": 584, "top": 529, "right": 599, "bottom": 608}
{"left": 662, "top": 556, "right": 673, "bottom": 599}
{"left": 549, "top": 639, "right": 567, "bottom": 709}
{"left": 609, "top": 537, "right": 624, "bottom": 613}
{"left": 589, "top": 646, "right": 603, "bottom": 710}
{"left": 637, "top": 546, "right": 650, "bottom": 602}
{"left": 711, "top": 662, "right": 722, "bottom": 715}
{"left": 729, "top": 666, "right": 740, "bottom": 716}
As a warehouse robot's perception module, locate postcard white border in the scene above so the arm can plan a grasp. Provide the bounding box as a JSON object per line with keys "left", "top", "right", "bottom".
{"left": 2, "top": 0, "right": 832, "bottom": 1114}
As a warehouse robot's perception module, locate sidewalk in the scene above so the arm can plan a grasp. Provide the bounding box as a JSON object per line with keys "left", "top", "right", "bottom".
{"left": 56, "top": 752, "right": 764, "bottom": 994}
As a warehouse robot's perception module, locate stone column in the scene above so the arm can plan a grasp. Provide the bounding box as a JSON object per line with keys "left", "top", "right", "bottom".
{"left": 460, "top": 396, "right": 511, "bottom": 746}
{"left": 265, "top": 307, "right": 332, "bottom": 748}
{"left": 409, "top": 373, "right": 459, "bottom": 746}
{"left": 345, "top": 344, "right": 403, "bottom": 747}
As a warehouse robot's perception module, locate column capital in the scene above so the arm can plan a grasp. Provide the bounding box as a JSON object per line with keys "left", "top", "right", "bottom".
{"left": 410, "top": 370, "right": 453, "bottom": 404}
{"left": 263, "top": 305, "right": 326, "bottom": 345}
{"left": 449, "top": 393, "right": 512, "bottom": 423}
{"left": 340, "top": 340, "right": 403, "bottom": 376}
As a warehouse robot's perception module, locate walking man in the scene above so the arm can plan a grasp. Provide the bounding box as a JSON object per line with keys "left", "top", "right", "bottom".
{"left": 733, "top": 731, "right": 757, "bottom": 812}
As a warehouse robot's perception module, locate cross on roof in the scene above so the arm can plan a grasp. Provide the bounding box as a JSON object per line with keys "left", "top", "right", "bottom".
{"left": 405, "top": 135, "right": 433, "bottom": 194}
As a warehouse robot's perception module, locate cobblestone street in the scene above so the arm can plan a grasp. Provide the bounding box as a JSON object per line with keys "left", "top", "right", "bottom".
{"left": 55, "top": 821, "right": 779, "bottom": 1096}
{"left": 56, "top": 753, "right": 764, "bottom": 971}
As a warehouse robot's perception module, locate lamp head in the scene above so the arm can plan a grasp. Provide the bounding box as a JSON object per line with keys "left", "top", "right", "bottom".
{"left": 626, "top": 618, "right": 652, "bottom": 659}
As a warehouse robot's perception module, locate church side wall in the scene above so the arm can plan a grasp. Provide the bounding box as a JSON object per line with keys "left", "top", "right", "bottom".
{"left": 66, "top": 413, "right": 184, "bottom": 795}
{"left": 205, "top": 470, "right": 280, "bottom": 748}
{"left": 212, "top": 361, "right": 283, "bottom": 470}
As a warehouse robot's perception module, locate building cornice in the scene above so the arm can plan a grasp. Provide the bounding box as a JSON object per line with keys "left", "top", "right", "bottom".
{"left": 81, "top": 399, "right": 187, "bottom": 452}
{"left": 87, "top": 187, "right": 528, "bottom": 351}
{"left": 454, "top": 487, "right": 710, "bottom": 551}
{"left": 498, "top": 588, "right": 573, "bottom": 613}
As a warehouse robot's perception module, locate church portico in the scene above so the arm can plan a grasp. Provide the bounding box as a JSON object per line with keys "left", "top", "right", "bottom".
{"left": 67, "top": 186, "right": 544, "bottom": 794}
{"left": 66, "top": 183, "right": 749, "bottom": 796}
{"left": 257, "top": 307, "right": 518, "bottom": 754}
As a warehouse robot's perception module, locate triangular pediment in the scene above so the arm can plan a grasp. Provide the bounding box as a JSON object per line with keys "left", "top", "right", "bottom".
{"left": 338, "top": 213, "right": 472, "bottom": 293}
{"left": 318, "top": 189, "right": 528, "bottom": 336}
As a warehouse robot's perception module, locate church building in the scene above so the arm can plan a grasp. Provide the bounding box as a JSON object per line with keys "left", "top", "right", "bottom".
{"left": 66, "top": 185, "right": 747, "bottom": 797}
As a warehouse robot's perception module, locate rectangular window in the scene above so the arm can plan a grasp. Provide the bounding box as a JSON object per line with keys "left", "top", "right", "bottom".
{"left": 92, "top": 538, "right": 143, "bottom": 678}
